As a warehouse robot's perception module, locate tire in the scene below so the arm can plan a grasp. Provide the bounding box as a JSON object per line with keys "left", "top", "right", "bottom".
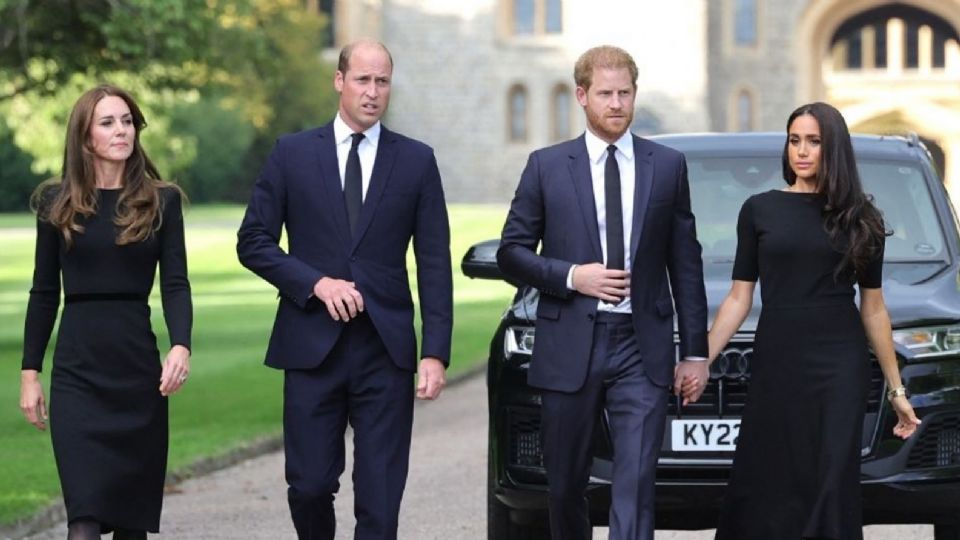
{"left": 487, "top": 452, "right": 551, "bottom": 540}
{"left": 936, "top": 522, "right": 960, "bottom": 540}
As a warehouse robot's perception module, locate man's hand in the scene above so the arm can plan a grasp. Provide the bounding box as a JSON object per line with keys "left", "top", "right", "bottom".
{"left": 416, "top": 357, "right": 446, "bottom": 400}
{"left": 313, "top": 277, "right": 364, "bottom": 322}
{"left": 572, "top": 263, "right": 629, "bottom": 302}
{"left": 673, "top": 360, "right": 709, "bottom": 406}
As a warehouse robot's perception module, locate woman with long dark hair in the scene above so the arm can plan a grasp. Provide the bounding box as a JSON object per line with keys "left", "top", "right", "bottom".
{"left": 703, "top": 102, "right": 919, "bottom": 539}
{"left": 18, "top": 85, "right": 192, "bottom": 539}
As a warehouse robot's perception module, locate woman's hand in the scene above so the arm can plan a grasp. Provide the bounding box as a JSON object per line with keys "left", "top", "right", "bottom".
{"left": 159, "top": 344, "right": 191, "bottom": 397}
{"left": 20, "top": 370, "right": 47, "bottom": 430}
{"left": 890, "top": 396, "right": 921, "bottom": 439}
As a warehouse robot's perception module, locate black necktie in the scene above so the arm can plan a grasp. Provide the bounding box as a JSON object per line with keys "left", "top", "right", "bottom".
{"left": 344, "top": 132, "right": 364, "bottom": 237}
{"left": 605, "top": 144, "right": 625, "bottom": 271}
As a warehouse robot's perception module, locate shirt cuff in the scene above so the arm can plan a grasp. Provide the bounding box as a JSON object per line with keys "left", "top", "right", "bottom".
{"left": 566, "top": 264, "right": 577, "bottom": 290}
{"left": 683, "top": 356, "right": 708, "bottom": 362}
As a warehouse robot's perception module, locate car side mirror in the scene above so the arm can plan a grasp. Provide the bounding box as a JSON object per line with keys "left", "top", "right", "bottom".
{"left": 460, "top": 239, "right": 523, "bottom": 287}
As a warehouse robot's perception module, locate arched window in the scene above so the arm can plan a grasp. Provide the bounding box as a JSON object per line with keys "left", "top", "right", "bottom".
{"left": 551, "top": 84, "right": 571, "bottom": 142}
{"left": 734, "top": 0, "right": 757, "bottom": 46}
{"left": 631, "top": 107, "right": 662, "bottom": 136}
{"left": 508, "top": 84, "right": 529, "bottom": 142}
{"left": 736, "top": 89, "right": 754, "bottom": 132}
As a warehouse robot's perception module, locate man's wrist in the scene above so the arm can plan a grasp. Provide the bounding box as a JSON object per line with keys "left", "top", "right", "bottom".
{"left": 566, "top": 264, "right": 577, "bottom": 291}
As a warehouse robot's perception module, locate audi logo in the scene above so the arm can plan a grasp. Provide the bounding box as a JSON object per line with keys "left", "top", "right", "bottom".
{"left": 709, "top": 347, "right": 752, "bottom": 381}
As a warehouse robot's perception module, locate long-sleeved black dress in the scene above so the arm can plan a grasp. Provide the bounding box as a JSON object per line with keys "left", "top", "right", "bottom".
{"left": 22, "top": 187, "right": 192, "bottom": 533}
{"left": 715, "top": 190, "right": 882, "bottom": 540}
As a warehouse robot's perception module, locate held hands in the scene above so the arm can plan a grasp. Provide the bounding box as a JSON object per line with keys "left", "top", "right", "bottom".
{"left": 890, "top": 396, "right": 921, "bottom": 439}
{"left": 572, "top": 263, "right": 629, "bottom": 303}
{"left": 20, "top": 370, "right": 47, "bottom": 430}
{"left": 159, "top": 344, "right": 191, "bottom": 396}
{"left": 674, "top": 360, "right": 710, "bottom": 406}
{"left": 416, "top": 357, "right": 446, "bottom": 400}
{"left": 314, "top": 277, "right": 365, "bottom": 322}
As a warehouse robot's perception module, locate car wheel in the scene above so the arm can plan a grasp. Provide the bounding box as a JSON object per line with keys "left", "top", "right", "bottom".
{"left": 936, "top": 522, "right": 960, "bottom": 540}
{"left": 487, "top": 454, "right": 551, "bottom": 540}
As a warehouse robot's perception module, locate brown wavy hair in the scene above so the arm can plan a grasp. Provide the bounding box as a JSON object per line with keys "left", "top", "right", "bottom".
{"left": 781, "top": 102, "right": 887, "bottom": 279}
{"left": 31, "top": 85, "right": 183, "bottom": 247}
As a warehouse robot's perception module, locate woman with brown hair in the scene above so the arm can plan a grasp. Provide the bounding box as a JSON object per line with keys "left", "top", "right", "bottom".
{"left": 704, "top": 102, "right": 920, "bottom": 539}
{"left": 18, "top": 85, "right": 192, "bottom": 539}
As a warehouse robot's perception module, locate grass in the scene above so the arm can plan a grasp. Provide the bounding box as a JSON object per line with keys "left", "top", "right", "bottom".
{"left": 0, "top": 203, "right": 514, "bottom": 526}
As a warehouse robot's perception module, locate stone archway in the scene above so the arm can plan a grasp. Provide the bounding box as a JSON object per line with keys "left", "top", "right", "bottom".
{"left": 794, "top": 0, "right": 960, "bottom": 200}
{"left": 794, "top": 0, "right": 960, "bottom": 102}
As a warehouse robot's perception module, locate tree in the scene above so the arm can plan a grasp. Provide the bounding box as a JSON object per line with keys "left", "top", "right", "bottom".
{"left": 0, "top": 0, "right": 219, "bottom": 100}
{"left": 0, "top": 116, "right": 43, "bottom": 211}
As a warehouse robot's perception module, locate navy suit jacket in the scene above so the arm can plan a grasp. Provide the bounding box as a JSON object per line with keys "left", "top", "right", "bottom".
{"left": 497, "top": 134, "right": 708, "bottom": 391}
{"left": 237, "top": 122, "right": 453, "bottom": 372}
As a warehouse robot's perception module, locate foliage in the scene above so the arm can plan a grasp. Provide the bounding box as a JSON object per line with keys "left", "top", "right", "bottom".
{"left": 168, "top": 94, "right": 256, "bottom": 201}
{"left": 0, "top": 116, "right": 43, "bottom": 211}
{"left": 0, "top": 0, "right": 218, "bottom": 100}
{"left": 0, "top": 0, "right": 340, "bottom": 207}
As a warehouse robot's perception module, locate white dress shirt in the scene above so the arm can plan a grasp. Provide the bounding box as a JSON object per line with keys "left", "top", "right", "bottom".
{"left": 333, "top": 113, "right": 380, "bottom": 200}
{"left": 568, "top": 129, "right": 635, "bottom": 314}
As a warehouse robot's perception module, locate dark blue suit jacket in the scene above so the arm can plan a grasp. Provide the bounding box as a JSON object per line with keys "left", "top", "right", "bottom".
{"left": 497, "top": 134, "right": 708, "bottom": 391}
{"left": 237, "top": 122, "right": 453, "bottom": 372}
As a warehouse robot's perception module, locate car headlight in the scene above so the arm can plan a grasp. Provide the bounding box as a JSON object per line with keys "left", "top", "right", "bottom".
{"left": 893, "top": 325, "right": 960, "bottom": 360}
{"left": 504, "top": 326, "right": 535, "bottom": 359}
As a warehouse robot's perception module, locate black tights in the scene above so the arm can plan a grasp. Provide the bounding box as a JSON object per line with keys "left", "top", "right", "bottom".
{"left": 67, "top": 518, "right": 147, "bottom": 540}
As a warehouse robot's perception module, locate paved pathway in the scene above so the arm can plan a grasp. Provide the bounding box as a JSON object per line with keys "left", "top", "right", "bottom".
{"left": 25, "top": 374, "right": 933, "bottom": 539}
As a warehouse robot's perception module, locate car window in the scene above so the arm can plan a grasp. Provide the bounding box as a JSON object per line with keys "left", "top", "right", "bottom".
{"left": 687, "top": 156, "right": 946, "bottom": 262}
{"left": 860, "top": 161, "right": 945, "bottom": 261}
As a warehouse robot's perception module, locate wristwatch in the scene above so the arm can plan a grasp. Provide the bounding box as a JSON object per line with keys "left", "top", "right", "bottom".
{"left": 886, "top": 385, "right": 908, "bottom": 401}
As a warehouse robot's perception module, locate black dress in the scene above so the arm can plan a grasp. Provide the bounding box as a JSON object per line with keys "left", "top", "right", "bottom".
{"left": 715, "top": 190, "right": 882, "bottom": 540}
{"left": 22, "top": 187, "right": 192, "bottom": 533}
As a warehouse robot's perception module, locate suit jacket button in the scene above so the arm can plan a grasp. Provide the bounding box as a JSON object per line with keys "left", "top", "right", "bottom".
{"left": 350, "top": 256, "right": 357, "bottom": 262}
{"left": 587, "top": 313, "right": 595, "bottom": 321}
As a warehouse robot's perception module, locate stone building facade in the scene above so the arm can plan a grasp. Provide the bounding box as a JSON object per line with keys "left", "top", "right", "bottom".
{"left": 324, "top": 0, "right": 960, "bottom": 202}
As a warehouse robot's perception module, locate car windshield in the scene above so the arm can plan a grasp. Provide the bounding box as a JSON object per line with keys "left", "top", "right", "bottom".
{"left": 688, "top": 156, "right": 946, "bottom": 263}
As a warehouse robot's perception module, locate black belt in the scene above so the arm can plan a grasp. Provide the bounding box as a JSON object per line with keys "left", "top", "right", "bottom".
{"left": 64, "top": 293, "right": 148, "bottom": 304}
{"left": 593, "top": 311, "right": 632, "bottom": 324}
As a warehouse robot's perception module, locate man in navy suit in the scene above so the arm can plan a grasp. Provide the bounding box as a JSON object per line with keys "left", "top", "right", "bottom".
{"left": 237, "top": 40, "right": 452, "bottom": 540}
{"left": 498, "top": 45, "right": 709, "bottom": 540}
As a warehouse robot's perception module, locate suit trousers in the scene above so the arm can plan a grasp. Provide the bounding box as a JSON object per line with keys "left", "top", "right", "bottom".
{"left": 283, "top": 313, "right": 414, "bottom": 540}
{"left": 541, "top": 312, "right": 669, "bottom": 540}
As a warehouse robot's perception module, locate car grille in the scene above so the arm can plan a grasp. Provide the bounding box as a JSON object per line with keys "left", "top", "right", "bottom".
{"left": 668, "top": 344, "right": 885, "bottom": 417}
{"left": 507, "top": 407, "right": 544, "bottom": 468}
{"left": 906, "top": 414, "right": 960, "bottom": 469}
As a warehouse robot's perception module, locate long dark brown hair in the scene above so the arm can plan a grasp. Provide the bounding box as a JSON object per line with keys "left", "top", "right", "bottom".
{"left": 781, "top": 102, "right": 886, "bottom": 280}
{"left": 31, "top": 84, "right": 183, "bottom": 247}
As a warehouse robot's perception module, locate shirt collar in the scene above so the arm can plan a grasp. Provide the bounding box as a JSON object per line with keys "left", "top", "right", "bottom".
{"left": 334, "top": 113, "right": 381, "bottom": 148}
{"left": 584, "top": 128, "right": 634, "bottom": 165}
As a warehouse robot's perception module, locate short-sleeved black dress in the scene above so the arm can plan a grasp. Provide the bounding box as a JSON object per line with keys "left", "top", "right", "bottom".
{"left": 714, "top": 190, "right": 882, "bottom": 540}
{"left": 22, "top": 187, "right": 192, "bottom": 533}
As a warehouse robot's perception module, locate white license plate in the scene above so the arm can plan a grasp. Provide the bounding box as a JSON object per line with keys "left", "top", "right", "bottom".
{"left": 671, "top": 419, "right": 740, "bottom": 451}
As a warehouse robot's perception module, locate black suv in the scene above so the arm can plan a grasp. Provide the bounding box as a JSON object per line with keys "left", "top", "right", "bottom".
{"left": 462, "top": 133, "right": 960, "bottom": 539}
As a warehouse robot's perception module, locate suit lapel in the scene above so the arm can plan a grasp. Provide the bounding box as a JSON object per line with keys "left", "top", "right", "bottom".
{"left": 317, "top": 123, "right": 352, "bottom": 251}
{"left": 351, "top": 126, "right": 397, "bottom": 252}
{"left": 569, "top": 137, "right": 603, "bottom": 262}
{"left": 630, "top": 136, "right": 655, "bottom": 263}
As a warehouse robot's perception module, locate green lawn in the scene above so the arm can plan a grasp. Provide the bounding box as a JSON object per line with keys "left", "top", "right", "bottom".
{"left": 0, "top": 203, "right": 513, "bottom": 526}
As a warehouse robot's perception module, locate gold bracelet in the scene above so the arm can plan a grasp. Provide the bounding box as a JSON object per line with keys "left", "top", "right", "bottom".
{"left": 886, "top": 385, "right": 907, "bottom": 401}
